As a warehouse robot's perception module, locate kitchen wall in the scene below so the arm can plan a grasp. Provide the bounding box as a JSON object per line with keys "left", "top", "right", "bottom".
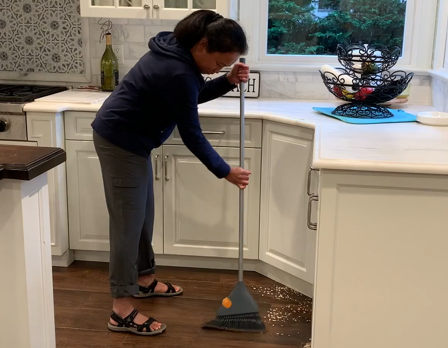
{"left": 88, "top": 18, "right": 432, "bottom": 102}
{"left": 0, "top": 0, "right": 432, "bottom": 104}
{"left": 432, "top": 77, "right": 448, "bottom": 111}
{"left": 0, "top": 0, "right": 84, "bottom": 75}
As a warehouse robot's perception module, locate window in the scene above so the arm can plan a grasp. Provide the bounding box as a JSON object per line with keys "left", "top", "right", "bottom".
{"left": 239, "top": 0, "right": 438, "bottom": 71}
{"left": 430, "top": 0, "right": 448, "bottom": 74}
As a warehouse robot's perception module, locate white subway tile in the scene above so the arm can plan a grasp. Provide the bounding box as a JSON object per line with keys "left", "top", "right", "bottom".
{"left": 109, "top": 18, "right": 129, "bottom": 25}
{"left": 144, "top": 25, "right": 175, "bottom": 42}
{"left": 295, "top": 82, "right": 331, "bottom": 100}
{"left": 128, "top": 42, "right": 149, "bottom": 59}
{"left": 260, "top": 81, "right": 296, "bottom": 98}
{"left": 432, "top": 78, "right": 446, "bottom": 111}
{"left": 114, "top": 25, "right": 145, "bottom": 43}
{"left": 278, "top": 72, "right": 313, "bottom": 83}
{"left": 259, "top": 71, "right": 280, "bottom": 81}
{"left": 407, "top": 85, "right": 431, "bottom": 105}
{"left": 128, "top": 19, "right": 160, "bottom": 25}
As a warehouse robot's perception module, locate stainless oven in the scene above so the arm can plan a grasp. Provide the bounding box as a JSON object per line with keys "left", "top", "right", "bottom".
{"left": 0, "top": 84, "right": 66, "bottom": 144}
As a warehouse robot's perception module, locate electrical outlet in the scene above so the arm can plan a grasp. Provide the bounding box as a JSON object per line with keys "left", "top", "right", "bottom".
{"left": 113, "top": 45, "right": 125, "bottom": 65}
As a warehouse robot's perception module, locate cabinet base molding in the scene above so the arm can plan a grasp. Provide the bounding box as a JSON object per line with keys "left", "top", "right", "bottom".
{"left": 67, "top": 250, "right": 313, "bottom": 298}
{"left": 52, "top": 249, "right": 74, "bottom": 268}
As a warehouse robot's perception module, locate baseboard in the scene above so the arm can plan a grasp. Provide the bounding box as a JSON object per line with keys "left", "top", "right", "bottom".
{"left": 66, "top": 250, "right": 314, "bottom": 297}
{"left": 51, "top": 249, "right": 75, "bottom": 267}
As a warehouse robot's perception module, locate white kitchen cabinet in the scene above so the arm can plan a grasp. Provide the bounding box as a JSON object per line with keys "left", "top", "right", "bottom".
{"left": 259, "top": 121, "right": 317, "bottom": 284}
{"left": 27, "top": 113, "right": 69, "bottom": 258}
{"left": 312, "top": 170, "right": 448, "bottom": 348}
{"left": 65, "top": 140, "right": 164, "bottom": 254}
{"left": 165, "top": 117, "right": 262, "bottom": 148}
{"left": 162, "top": 144, "right": 261, "bottom": 259}
{"left": 79, "top": 0, "right": 239, "bottom": 20}
{"left": 151, "top": 149, "right": 165, "bottom": 254}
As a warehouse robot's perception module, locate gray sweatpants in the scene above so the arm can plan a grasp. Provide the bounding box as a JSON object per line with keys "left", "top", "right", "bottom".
{"left": 93, "top": 130, "right": 156, "bottom": 298}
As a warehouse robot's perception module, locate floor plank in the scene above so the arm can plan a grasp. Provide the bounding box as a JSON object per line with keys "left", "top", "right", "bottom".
{"left": 53, "top": 289, "right": 93, "bottom": 309}
{"left": 55, "top": 328, "right": 126, "bottom": 348}
{"left": 53, "top": 261, "right": 312, "bottom": 348}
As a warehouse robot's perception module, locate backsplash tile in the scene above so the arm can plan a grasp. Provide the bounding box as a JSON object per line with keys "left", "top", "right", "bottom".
{"left": 0, "top": 0, "right": 84, "bottom": 74}
{"left": 432, "top": 77, "right": 447, "bottom": 112}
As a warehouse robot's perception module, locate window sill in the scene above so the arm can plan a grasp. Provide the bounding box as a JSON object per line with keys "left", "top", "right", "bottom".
{"left": 247, "top": 62, "right": 431, "bottom": 75}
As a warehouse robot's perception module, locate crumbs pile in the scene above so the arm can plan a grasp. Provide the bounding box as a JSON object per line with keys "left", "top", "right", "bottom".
{"left": 251, "top": 284, "right": 313, "bottom": 304}
{"left": 251, "top": 284, "right": 313, "bottom": 340}
{"left": 265, "top": 304, "right": 312, "bottom": 324}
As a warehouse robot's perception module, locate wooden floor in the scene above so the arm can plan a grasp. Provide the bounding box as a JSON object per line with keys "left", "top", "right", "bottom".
{"left": 53, "top": 261, "right": 312, "bottom": 348}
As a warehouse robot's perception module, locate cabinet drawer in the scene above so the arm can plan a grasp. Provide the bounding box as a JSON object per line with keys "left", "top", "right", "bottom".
{"left": 165, "top": 117, "right": 262, "bottom": 148}
{"left": 65, "top": 111, "right": 96, "bottom": 140}
{"left": 64, "top": 113, "right": 262, "bottom": 148}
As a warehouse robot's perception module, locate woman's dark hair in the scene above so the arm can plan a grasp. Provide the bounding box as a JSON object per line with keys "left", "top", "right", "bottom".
{"left": 173, "top": 10, "right": 248, "bottom": 55}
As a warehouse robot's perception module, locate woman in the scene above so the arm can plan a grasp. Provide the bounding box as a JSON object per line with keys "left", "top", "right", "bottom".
{"left": 91, "top": 10, "right": 251, "bottom": 336}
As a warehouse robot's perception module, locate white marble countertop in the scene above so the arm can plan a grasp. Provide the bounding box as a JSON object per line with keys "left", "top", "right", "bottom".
{"left": 24, "top": 94, "right": 448, "bottom": 175}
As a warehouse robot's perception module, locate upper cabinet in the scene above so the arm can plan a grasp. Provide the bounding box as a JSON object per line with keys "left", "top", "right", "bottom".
{"left": 79, "top": 0, "right": 239, "bottom": 20}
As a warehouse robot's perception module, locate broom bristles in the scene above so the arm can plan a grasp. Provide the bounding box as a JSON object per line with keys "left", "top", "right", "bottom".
{"left": 202, "top": 313, "right": 266, "bottom": 333}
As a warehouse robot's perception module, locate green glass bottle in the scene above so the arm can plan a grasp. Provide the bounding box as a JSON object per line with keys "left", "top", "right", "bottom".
{"left": 101, "top": 33, "right": 119, "bottom": 91}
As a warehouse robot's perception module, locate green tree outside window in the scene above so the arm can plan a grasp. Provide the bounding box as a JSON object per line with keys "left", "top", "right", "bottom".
{"left": 267, "top": 0, "right": 407, "bottom": 55}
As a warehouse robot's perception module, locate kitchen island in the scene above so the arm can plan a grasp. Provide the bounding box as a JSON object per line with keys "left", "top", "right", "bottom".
{"left": 0, "top": 145, "right": 66, "bottom": 348}
{"left": 23, "top": 95, "right": 448, "bottom": 348}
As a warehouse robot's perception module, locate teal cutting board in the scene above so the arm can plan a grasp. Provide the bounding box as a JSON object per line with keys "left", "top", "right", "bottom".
{"left": 312, "top": 107, "right": 417, "bottom": 124}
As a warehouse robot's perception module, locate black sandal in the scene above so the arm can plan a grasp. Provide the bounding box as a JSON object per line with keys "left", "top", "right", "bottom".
{"left": 107, "top": 309, "right": 166, "bottom": 336}
{"left": 133, "top": 278, "right": 183, "bottom": 298}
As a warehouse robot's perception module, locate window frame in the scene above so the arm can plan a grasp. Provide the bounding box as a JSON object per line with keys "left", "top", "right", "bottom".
{"left": 429, "top": 0, "right": 448, "bottom": 82}
{"left": 432, "top": 0, "right": 448, "bottom": 70}
{"left": 239, "top": 0, "right": 438, "bottom": 72}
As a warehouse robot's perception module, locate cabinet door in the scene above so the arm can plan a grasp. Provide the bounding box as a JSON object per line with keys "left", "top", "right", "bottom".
{"left": 27, "top": 113, "right": 68, "bottom": 257}
{"left": 151, "top": 150, "right": 164, "bottom": 254}
{"left": 259, "top": 122, "right": 316, "bottom": 284}
{"left": 163, "top": 145, "right": 261, "bottom": 259}
{"left": 79, "top": 0, "right": 151, "bottom": 18}
{"left": 66, "top": 141, "right": 163, "bottom": 253}
{"left": 153, "top": 0, "right": 236, "bottom": 20}
{"left": 80, "top": 0, "right": 237, "bottom": 19}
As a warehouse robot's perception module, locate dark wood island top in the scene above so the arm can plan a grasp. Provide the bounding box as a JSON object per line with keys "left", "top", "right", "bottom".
{"left": 0, "top": 145, "right": 66, "bottom": 181}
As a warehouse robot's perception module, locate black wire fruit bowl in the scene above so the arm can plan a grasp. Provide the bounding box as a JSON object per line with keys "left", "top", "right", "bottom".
{"left": 319, "top": 68, "right": 414, "bottom": 118}
{"left": 320, "top": 69, "right": 414, "bottom": 104}
{"left": 336, "top": 43, "right": 401, "bottom": 75}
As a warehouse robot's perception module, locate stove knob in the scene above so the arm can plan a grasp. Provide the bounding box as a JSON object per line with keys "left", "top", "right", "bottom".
{"left": 0, "top": 118, "right": 9, "bottom": 132}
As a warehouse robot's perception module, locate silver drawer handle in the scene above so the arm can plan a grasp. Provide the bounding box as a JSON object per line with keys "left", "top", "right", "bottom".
{"left": 202, "top": 130, "right": 225, "bottom": 135}
{"left": 307, "top": 167, "right": 320, "bottom": 197}
{"left": 164, "top": 155, "right": 169, "bottom": 181}
{"left": 154, "top": 154, "right": 159, "bottom": 180}
{"left": 143, "top": 4, "right": 150, "bottom": 9}
{"left": 307, "top": 195, "right": 318, "bottom": 230}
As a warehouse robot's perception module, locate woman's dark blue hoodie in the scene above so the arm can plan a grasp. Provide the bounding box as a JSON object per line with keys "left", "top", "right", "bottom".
{"left": 91, "top": 31, "right": 236, "bottom": 179}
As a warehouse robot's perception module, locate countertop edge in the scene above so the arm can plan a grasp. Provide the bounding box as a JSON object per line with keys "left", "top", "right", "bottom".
{"left": 1, "top": 147, "right": 67, "bottom": 181}
{"left": 23, "top": 100, "right": 448, "bottom": 176}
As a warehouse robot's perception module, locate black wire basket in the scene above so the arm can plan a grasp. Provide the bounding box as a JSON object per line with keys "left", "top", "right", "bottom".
{"left": 318, "top": 44, "right": 414, "bottom": 119}
{"left": 336, "top": 43, "right": 401, "bottom": 75}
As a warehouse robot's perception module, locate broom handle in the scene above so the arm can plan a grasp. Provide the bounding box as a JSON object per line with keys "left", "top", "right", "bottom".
{"left": 238, "top": 57, "right": 246, "bottom": 282}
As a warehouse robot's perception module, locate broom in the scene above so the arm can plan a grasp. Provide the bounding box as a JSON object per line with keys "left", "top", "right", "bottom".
{"left": 201, "top": 58, "right": 266, "bottom": 333}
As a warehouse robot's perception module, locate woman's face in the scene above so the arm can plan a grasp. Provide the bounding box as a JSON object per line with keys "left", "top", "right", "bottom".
{"left": 191, "top": 39, "right": 240, "bottom": 75}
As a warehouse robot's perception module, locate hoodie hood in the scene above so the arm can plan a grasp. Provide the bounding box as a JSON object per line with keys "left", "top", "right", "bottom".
{"left": 148, "top": 31, "right": 200, "bottom": 74}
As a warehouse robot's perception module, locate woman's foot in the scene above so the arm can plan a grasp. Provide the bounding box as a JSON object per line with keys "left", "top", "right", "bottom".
{"left": 134, "top": 275, "right": 183, "bottom": 298}
{"left": 109, "top": 298, "right": 165, "bottom": 335}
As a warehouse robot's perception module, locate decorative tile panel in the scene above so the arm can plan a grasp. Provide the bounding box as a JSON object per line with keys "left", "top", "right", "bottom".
{"left": 0, "top": 0, "right": 85, "bottom": 74}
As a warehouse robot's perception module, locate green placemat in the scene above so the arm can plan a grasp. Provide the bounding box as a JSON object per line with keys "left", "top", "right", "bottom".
{"left": 312, "top": 107, "right": 417, "bottom": 124}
